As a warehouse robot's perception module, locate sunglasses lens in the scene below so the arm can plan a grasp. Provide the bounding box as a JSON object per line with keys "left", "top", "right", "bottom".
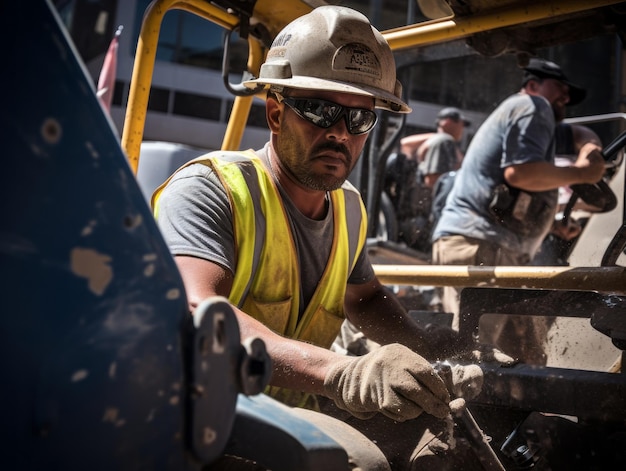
{"left": 286, "top": 97, "right": 377, "bottom": 135}
{"left": 348, "top": 109, "right": 377, "bottom": 134}
{"left": 300, "top": 100, "right": 341, "bottom": 128}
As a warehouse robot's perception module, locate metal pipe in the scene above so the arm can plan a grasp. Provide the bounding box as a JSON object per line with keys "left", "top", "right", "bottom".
{"left": 373, "top": 264, "right": 626, "bottom": 294}
{"left": 382, "top": 0, "right": 623, "bottom": 51}
{"left": 564, "top": 112, "right": 626, "bottom": 125}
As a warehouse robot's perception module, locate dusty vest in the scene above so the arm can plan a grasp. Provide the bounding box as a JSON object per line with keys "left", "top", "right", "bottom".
{"left": 153, "top": 151, "right": 368, "bottom": 408}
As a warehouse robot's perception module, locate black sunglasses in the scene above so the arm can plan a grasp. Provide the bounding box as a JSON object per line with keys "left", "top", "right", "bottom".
{"left": 278, "top": 95, "right": 378, "bottom": 135}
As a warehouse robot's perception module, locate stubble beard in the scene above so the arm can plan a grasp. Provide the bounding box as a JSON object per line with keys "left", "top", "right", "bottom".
{"left": 276, "top": 131, "right": 352, "bottom": 192}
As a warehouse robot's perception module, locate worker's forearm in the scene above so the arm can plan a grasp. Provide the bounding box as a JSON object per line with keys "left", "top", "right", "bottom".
{"left": 234, "top": 306, "right": 341, "bottom": 395}
{"left": 505, "top": 161, "right": 593, "bottom": 191}
{"left": 347, "top": 286, "right": 435, "bottom": 359}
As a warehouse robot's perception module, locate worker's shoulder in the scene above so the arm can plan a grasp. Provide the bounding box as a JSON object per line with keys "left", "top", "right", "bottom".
{"left": 426, "top": 132, "right": 455, "bottom": 145}
{"left": 164, "top": 149, "right": 256, "bottom": 185}
{"left": 503, "top": 92, "right": 551, "bottom": 114}
{"left": 400, "top": 132, "right": 436, "bottom": 148}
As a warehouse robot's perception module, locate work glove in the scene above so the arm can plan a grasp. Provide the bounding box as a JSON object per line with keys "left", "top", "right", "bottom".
{"left": 323, "top": 343, "right": 451, "bottom": 422}
{"left": 434, "top": 361, "right": 484, "bottom": 401}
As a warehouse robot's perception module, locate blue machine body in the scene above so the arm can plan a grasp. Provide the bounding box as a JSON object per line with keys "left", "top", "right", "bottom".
{"left": 2, "top": 1, "right": 189, "bottom": 467}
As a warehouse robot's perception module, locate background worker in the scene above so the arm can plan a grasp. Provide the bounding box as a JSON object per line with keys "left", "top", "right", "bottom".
{"left": 385, "top": 107, "right": 470, "bottom": 254}
{"left": 431, "top": 58, "right": 605, "bottom": 330}
{"left": 401, "top": 106, "right": 470, "bottom": 189}
{"left": 153, "top": 6, "right": 501, "bottom": 470}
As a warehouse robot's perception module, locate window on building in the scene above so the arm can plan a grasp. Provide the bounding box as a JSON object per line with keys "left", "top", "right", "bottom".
{"left": 173, "top": 92, "right": 221, "bottom": 120}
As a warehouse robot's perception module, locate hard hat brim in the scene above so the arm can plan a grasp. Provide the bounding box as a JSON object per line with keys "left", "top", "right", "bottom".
{"left": 244, "top": 76, "right": 411, "bottom": 114}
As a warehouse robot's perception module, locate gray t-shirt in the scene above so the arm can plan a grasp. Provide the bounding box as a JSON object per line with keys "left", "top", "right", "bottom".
{"left": 419, "top": 132, "right": 459, "bottom": 177}
{"left": 432, "top": 93, "right": 556, "bottom": 257}
{"left": 155, "top": 147, "right": 375, "bottom": 313}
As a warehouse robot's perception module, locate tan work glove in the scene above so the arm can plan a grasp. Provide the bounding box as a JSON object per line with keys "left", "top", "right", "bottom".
{"left": 434, "top": 361, "right": 485, "bottom": 401}
{"left": 323, "top": 343, "right": 451, "bottom": 422}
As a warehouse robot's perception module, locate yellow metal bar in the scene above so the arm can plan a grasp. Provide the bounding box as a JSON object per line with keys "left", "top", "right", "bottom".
{"left": 121, "top": 0, "right": 239, "bottom": 173}
{"left": 373, "top": 265, "right": 626, "bottom": 294}
{"left": 383, "top": 0, "right": 624, "bottom": 51}
{"left": 221, "top": 95, "right": 254, "bottom": 150}
{"left": 221, "top": 36, "right": 266, "bottom": 150}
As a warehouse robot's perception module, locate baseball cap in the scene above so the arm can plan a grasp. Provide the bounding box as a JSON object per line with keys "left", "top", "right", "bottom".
{"left": 437, "top": 107, "right": 471, "bottom": 126}
{"left": 523, "top": 58, "right": 586, "bottom": 106}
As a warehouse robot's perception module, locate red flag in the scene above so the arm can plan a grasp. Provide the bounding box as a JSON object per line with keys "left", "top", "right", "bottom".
{"left": 97, "top": 25, "right": 123, "bottom": 114}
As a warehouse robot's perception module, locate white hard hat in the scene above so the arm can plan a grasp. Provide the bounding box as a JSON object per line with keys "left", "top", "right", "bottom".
{"left": 244, "top": 6, "right": 411, "bottom": 113}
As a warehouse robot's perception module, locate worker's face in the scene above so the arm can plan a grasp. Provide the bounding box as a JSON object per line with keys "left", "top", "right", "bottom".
{"left": 440, "top": 117, "right": 466, "bottom": 141}
{"left": 268, "top": 90, "right": 374, "bottom": 191}
{"left": 534, "top": 78, "right": 571, "bottom": 121}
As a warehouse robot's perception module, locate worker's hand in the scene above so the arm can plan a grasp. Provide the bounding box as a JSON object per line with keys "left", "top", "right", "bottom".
{"left": 324, "top": 343, "right": 451, "bottom": 422}
{"left": 574, "top": 142, "right": 605, "bottom": 184}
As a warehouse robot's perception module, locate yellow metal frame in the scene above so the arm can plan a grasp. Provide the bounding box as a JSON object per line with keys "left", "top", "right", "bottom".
{"left": 121, "top": 0, "right": 241, "bottom": 173}
{"left": 383, "top": 0, "right": 624, "bottom": 50}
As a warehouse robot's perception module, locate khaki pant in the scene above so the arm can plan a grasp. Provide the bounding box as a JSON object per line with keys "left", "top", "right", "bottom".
{"left": 432, "top": 235, "right": 530, "bottom": 330}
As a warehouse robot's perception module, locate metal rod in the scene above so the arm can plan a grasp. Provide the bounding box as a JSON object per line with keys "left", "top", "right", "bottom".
{"left": 373, "top": 264, "right": 626, "bottom": 293}
{"left": 454, "top": 408, "right": 507, "bottom": 471}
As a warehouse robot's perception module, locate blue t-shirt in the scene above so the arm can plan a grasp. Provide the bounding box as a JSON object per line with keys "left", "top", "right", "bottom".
{"left": 432, "top": 93, "right": 557, "bottom": 257}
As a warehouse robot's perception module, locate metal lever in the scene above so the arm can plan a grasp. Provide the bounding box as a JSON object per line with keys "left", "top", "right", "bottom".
{"left": 434, "top": 362, "right": 507, "bottom": 471}
{"left": 222, "top": 28, "right": 264, "bottom": 96}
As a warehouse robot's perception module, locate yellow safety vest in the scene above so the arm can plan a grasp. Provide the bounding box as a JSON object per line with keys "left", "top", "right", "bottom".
{"left": 153, "top": 151, "right": 368, "bottom": 408}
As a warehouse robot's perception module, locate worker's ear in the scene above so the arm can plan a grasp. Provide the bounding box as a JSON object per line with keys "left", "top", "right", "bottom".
{"left": 266, "top": 95, "right": 283, "bottom": 133}
{"left": 526, "top": 79, "right": 541, "bottom": 93}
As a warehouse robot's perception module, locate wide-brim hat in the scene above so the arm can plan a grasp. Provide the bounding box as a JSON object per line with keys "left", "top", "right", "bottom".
{"left": 523, "top": 58, "right": 586, "bottom": 106}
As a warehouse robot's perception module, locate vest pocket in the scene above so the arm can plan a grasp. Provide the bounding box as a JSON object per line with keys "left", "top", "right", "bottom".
{"left": 245, "top": 296, "right": 293, "bottom": 335}
{"left": 264, "top": 385, "right": 320, "bottom": 410}
{"left": 298, "top": 305, "right": 345, "bottom": 349}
